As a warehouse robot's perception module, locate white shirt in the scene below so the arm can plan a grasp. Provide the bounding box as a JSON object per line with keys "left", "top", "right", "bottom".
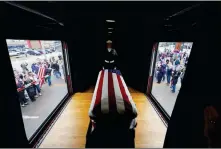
{"left": 173, "top": 64, "right": 182, "bottom": 72}
{"left": 33, "top": 75, "right": 40, "bottom": 85}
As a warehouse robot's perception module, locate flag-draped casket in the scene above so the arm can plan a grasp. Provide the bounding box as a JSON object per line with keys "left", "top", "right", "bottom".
{"left": 88, "top": 69, "right": 138, "bottom": 132}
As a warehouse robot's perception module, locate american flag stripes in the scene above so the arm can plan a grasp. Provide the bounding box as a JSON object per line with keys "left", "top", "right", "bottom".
{"left": 37, "top": 66, "right": 46, "bottom": 88}
{"left": 89, "top": 69, "right": 138, "bottom": 119}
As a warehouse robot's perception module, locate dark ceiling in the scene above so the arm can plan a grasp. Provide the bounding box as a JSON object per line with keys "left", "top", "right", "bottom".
{"left": 2, "top": 1, "right": 204, "bottom": 39}
{"left": 12, "top": 1, "right": 200, "bottom": 24}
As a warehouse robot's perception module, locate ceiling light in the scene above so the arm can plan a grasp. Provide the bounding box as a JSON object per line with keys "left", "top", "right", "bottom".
{"left": 106, "top": 20, "right": 115, "bottom": 23}
{"left": 164, "top": 24, "right": 172, "bottom": 27}
{"left": 108, "top": 28, "right": 113, "bottom": 30}
{"left": 108, "top": 32, "right": 112, "bottom": 34}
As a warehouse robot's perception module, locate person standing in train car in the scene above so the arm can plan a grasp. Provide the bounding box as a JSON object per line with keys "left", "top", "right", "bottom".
{"left": 204, "top": 104, "right": 221, "bottom": 147}
{"left": 103, "top": 40, "right": 118, "bottom": 70}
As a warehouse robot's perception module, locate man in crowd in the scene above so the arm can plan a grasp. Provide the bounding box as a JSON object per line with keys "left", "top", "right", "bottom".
{"left": 170, "top": 59, "right": 182, "bottom": 93}
{"left": 166, "top": 59, "right": 173, "bottom": 85}
{"left": 51, "top": 61, "right": 61, "bottom": 79}
{"left": 21, "top": 62, "right": 29, "bottom": 74}
{"left": 16, "top": 75, "right": 28, "bottom": 107}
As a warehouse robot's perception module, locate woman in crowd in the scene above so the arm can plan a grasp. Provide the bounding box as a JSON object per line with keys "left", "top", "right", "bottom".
{"left": 16, "top": 75, "right": 28, "bottom": 107}
{"left": 24, "top": 73, "right": 36, "bottom": 102}
{"left": 31, "top": 72, "right": 42, "bottom": 97}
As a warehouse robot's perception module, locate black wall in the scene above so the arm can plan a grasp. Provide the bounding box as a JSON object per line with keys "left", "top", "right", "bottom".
{"left": 114, "top": 14, "right": 162, "bottom": 92}
{"left": 64, "top": 14, "right": 106, "bottom": 92}
{"left": 164, "top": 3, "right": 221, "bottom": 147}
{"left": 0, "top": 2, "right": 65, "bottom": 147}
{"left": 61, "top": 2, "right": 198, "bottom": 93}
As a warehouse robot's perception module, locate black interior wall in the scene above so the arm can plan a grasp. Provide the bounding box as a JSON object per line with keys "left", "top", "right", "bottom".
{"left": 0, "top": 2, "right": 66, "bottom": 147}
{"left": 57, "top": 2, "right": 199, "bottom": 93}
{"left": 114, "top": 14, "right": 162, "bottom": 93}
{"left": 64, "top": 14, "right": 106, "bottom": 92}
{"left": 164, "top": 3, "right": 221, "bottom": 147}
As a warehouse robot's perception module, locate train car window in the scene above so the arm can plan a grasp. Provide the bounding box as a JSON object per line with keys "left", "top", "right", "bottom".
{"left": 149, "top": 42, "right": 193, "bottom": 116}
{"left": 6, "top": 39, "right": 68, "bottom": 139}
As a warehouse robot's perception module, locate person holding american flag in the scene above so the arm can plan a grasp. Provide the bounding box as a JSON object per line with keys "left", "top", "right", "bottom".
{"left": 37, "top": 63, "right": 46, "bottom": 88}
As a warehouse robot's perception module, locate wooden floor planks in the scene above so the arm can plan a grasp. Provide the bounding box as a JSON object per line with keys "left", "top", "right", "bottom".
{"left": 40, "top": 87, "right": 166, "bottom": 148}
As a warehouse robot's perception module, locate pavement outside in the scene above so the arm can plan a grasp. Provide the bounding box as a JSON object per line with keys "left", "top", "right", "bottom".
{"left": 9, "top": 51, "right": 68, "bottom": 139}
{"left": 151, "top": 77, "right": 181, "bottom": 116}
{"left": 21, "top": 76, "right": 68, "bottom": 139}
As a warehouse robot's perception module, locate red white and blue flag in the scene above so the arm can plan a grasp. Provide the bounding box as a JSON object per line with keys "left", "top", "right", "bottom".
{"left": 89, "top": 69, "right": 138, "bottom": 119}
{"left": 37, "top": 66, "right": 46, "bottom": 88}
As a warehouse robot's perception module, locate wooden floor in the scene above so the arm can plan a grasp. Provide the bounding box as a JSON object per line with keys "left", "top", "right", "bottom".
{"left": 40, "top": 87, "right": 167, "bottom": 148}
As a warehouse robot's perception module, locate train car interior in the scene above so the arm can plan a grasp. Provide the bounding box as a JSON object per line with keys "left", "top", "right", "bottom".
{"left": 1, "top": 1, "right": 221, "bottom": 148}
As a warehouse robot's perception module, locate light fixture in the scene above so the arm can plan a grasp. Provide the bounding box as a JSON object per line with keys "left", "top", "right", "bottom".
{"left": 106, "top": 20, "right": 115, "bottom": 23}
{"left": 108, "top": 28, "right": 113, "bottom": 30}
{"left": 164, "top": 24, "right": 172, "bottom": 27}
{"left": 108, "top": 32, "right": 112, "bottom": 34}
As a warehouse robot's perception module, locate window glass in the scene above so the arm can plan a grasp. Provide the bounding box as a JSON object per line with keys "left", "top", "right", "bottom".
{"left": 151, "top": 42, "right": 193, "bottom": 116}
{"left": 6, "top": 39, "right": 68, "bottom": 139}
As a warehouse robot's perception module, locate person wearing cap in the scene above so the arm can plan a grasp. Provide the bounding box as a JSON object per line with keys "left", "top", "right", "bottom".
{"left": 103, "top": 40, "right": 118, "bottom": 70}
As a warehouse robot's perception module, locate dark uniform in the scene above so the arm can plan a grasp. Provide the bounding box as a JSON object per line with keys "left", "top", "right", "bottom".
{"left": 24, "top": 78, "right": 36, "bottom": 102}
{"left": 103, "top": 49, "right": 117, "bottom": 70}
{"left": 16, "top": 79, "right": 28, "bottom": 106}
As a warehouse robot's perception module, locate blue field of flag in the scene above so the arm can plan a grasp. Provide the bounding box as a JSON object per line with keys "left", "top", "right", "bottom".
{"left": 105, "top": 69, "right": 121, "bottom": 75}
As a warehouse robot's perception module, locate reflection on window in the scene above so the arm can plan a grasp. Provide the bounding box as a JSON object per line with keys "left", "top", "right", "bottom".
{"left": 7, "top": 39, "right": 68, "bottom": 139}
{"left": 151, "top": 42, "right": 193, "bottom": 116}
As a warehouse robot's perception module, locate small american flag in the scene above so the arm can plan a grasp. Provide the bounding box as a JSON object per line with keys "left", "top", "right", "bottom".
{"left": 37, "top": 66, "right": 46, "bottom": 88}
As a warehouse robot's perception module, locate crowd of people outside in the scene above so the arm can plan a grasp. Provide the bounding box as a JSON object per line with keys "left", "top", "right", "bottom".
{"left": 14, "top": 55, "right": 65, "bottom": 107}
{"left": 155, "top": 47, "right": 190, "bottom": 93}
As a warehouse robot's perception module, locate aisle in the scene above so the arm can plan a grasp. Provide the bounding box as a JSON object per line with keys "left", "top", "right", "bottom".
{"left": 40, "top": 87, "right": 166, "bottom": 148}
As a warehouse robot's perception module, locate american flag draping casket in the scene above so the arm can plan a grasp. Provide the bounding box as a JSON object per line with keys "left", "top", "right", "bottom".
{"left": 88, "top": 69, "right": 138, "bottom": 122}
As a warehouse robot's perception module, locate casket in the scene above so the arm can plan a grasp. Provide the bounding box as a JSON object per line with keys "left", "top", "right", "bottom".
{"left": 86, "top": 69, "right": 138, "bottom": 147}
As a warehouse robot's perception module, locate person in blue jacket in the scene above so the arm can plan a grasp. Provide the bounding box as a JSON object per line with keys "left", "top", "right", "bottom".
{"left": 31, "top": 63, "right": 38, "bottom": 74}
{"left": 171, "top": 60, "right": 181, "bottom": 93}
